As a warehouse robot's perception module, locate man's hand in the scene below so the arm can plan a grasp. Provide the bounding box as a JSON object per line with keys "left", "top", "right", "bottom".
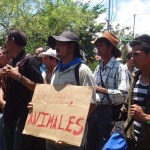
{"left": 96, "top": 86, "right": 108, "bottom": 94}
{"left": 3, "top": 64, "right": 20, "bottom": 79}
{"left": 130, "top": 104, "right": 147, "bottom": 122}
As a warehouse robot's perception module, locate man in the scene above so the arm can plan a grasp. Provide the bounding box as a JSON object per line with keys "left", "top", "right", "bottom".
{"left": 34, "top": 47, "right": 46, "bottom": 75}
{"left": 120, "top": 34, "right": 150, "bottom": 149}
{"left": 38, "top": 48, "right": 59, "bottom": 84}
{"left": 86, "top": 31, "right": 129, "bottom": 150}
{"left": 124, "top": 51, "right": 137, "bottom": 82}
{"left": 0, "top": 46, "right": 11, "bottom": 150}
{"left": 47, "top": 31, "right": 96, "bottom": 150}
{"left": 2, "top": 29, "right": 45, "bottom": 150}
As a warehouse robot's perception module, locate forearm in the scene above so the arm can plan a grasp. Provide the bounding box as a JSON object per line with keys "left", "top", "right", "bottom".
{"left": 142, "top": 113, "right": 150, "bottom": 122}
{"left": 19, "top": 75, "right": 36, "bottom": 91}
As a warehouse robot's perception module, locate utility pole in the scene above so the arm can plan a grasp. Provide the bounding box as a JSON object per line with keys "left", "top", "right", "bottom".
{"left": 107, "top": 0, "right": 111, "bottom": 31}
{"left": 133, "top": 14, "right": 136, "bottom": 37}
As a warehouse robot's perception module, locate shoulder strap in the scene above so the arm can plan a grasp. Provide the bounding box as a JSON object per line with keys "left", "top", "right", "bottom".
{"left": 74, "top": 63, "right": 81, "bottom": 86}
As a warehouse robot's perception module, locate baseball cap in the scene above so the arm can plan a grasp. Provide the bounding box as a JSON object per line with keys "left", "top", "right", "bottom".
{"left": 38, "top": 48, "right": 59, "bottom": 60}
{"left": 48, "top": 31, "right": 79, "bottom": 49}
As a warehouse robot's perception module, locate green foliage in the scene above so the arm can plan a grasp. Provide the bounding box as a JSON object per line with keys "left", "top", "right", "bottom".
{"left": 110, "top": 24, "right": 133, "bottom": 63}
{"left": 0, "top": 0, "right": 106, "bottom": 54}
{"left": 87, "top": 60, "right": 100, "bottom": 72}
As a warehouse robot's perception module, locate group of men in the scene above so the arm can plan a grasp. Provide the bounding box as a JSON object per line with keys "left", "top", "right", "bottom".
{"left": 0, "top": 28, "right": 150, "bottom": 150}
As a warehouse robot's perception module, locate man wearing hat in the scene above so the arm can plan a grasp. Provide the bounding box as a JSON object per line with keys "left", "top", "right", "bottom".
{"left": 86, "top": 31, "right": 129, "bottom": 150}
{"left": 38, "top": 48, "right": 59, "bottom": 84}
{"left": 47, "top": 31, "right": 96, "bottom": 150}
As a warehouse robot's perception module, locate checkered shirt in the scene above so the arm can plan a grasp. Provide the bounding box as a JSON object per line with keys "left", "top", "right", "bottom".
{"left": 93, "top": 57, "right": 129, "bottom": 105}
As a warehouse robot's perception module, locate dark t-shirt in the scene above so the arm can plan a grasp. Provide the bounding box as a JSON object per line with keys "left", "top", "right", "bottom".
{"left": 4, "top": 50, "right": 44, "bottom": 126}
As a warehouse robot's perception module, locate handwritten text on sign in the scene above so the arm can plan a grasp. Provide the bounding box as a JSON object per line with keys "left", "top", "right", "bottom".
{"left": 23, "top": 84, "right": 93, "bottom": 146}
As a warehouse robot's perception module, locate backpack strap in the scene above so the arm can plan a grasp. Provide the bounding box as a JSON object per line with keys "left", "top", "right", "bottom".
{"left": 74, "top": 63, "right": 81, "bottom": 86}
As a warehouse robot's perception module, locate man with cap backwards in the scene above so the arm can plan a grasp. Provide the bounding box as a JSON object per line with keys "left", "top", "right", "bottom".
{"left": 47, "top": 31, "right": 96, "bottom": 150}
{"left": 86, "top": 31, "right": 129, "bottom": 150}
{"left": 38, "top": 48, "right": 59, "bottom": 84}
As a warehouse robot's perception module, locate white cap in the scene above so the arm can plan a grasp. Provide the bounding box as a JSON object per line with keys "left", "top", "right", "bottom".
{"left": 38, "top": 48, "right": 59, "bottom": 60}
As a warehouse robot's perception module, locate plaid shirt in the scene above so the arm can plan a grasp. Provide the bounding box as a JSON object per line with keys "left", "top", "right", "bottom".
{"left": 93, "top": 57, "right": 129, "bottom": 105}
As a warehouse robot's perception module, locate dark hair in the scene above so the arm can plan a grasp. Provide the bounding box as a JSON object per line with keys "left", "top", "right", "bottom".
{"left": 126, "top": 52, "right": 132, "bottom": 59}
{"left": 96, "top": 38, "right": 112, "bottom": 47}
{"left": 67, "top": 41, "right": 82, "bottom": 58}
{"left": 6, "top": 29, "right": 27, "bottom": 47}
{"left": 95, "top": 38, "right": 121, "bottom": 58}
{"left": 130, "top": 34, "right": 150, "bottom": 54}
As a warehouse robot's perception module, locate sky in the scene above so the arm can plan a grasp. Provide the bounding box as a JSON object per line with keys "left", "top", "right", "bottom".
{"left": 83, "top": 0, "right": 150, "bottom": 36}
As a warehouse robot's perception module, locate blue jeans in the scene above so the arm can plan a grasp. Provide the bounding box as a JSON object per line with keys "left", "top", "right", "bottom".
{"left": 0, "top": 113, "right": 4, "bottom": 150}
{"left": 86, "top": 105, "right": 113, "bottom": 150}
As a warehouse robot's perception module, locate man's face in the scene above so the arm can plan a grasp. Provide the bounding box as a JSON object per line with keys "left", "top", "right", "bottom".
{"left": 43, "top": 56, "right": 56, "bottom": 71}
{"left": 4, "top": 36, "right": 14, "bottom": 55}
{"left": 96, "top": 41, "right": 111, "bottom": 58}
{"left": 55, "top": 41, "right": 73, "bottom": 61}
{"left": 127, "top": 57, "right": 134, "bottom": 68}
{"left": 131, "top": 45, "right": 150, "bottom": 69}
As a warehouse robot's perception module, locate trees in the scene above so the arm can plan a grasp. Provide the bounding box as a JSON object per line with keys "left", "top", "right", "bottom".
{"left": 110, "top": 24, "right": 133, "bottom": 63}
{"left": 0, "top": 0, "right": 106, "bottom": 54}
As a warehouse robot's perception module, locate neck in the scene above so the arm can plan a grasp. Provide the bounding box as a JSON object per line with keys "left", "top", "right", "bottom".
{"left": 61, "top": 55, "right": 74, "bottom": 64}
{"left": 140, "top": 68, "right": 150, "bottom": 84}
{"left": 12, "top": 47, "right": 24, "bottom": 58}
{"left": 127, "top": 64, "right": 134, "bottom": 73}
{"left": 102, "top": 55, "right": 112, "bottom": 66}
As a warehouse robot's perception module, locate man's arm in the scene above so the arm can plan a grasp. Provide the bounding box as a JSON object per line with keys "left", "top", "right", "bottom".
{"left": 3, "top": 65, "right": 36, "bottom": 91}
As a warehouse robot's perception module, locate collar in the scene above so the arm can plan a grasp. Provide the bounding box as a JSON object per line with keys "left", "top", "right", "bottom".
{"left": 101, "top": 56, "right": 116, "bottom": 69}
{"left": 58, "top": 57, "right": 83, "bottom": 72}
{"left": 12, "top": 49, "right": 26, "bottom": 66}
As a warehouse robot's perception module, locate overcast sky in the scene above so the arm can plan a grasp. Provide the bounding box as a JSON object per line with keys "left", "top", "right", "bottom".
{"left": 83, "top": 0, "right": 150, "bottom": 36}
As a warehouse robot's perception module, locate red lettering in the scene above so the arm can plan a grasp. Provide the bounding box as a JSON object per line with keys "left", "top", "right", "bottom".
{"left": 65, "top": 116, "right": 75, "bottom": 133}
{"left": 57, "top": 115, "right": 64, "bottom": 131}
{"left": 73, "top": 117, "right": 84, "bottom": 136}
{"left": 37, "top": 112, "right": 49, "bottom": 127}
{"left": 27, "top": 113, "right": 33, "bottom": 125}
{"left": 46, "top": 114, "right": 55, "bottom": 128}
{"left": 32, "top": 112, "right": 41, "bottom": 126}
{"left": 51, "top": 116, "right": 58, "bottom": 129}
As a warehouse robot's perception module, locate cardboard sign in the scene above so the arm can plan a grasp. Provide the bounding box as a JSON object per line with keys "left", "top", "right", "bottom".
{"left": 23, "top": 84, "right": 93, "bottom": 146}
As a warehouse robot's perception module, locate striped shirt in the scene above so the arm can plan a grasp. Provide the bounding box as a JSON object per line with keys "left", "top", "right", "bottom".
{"left": 133, "top": 76, "right": 149, "bottom": 141}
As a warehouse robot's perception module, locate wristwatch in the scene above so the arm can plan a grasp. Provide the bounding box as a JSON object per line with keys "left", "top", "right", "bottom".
{"left": 16, "top": 75, "right": 23, "bottom": 82}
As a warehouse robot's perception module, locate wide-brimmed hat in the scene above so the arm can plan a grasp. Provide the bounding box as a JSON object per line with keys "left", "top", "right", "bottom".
{"left": 93, "top": 31, "right": 121, "bottom": 58}
{"left": 48, "top": 31, "right": 79, "bottom": 49}
{"left": 38, "top": 48, "right": 59, "bottom": 60}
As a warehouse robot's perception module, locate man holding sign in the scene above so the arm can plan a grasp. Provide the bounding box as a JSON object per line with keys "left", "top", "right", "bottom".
{"left": 46, "top": 31, "right": 96, "bottom": 150}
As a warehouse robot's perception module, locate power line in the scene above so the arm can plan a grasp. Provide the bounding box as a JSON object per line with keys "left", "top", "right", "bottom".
{"left": 135, "top": 12, "right": 150, "bottom": 15}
